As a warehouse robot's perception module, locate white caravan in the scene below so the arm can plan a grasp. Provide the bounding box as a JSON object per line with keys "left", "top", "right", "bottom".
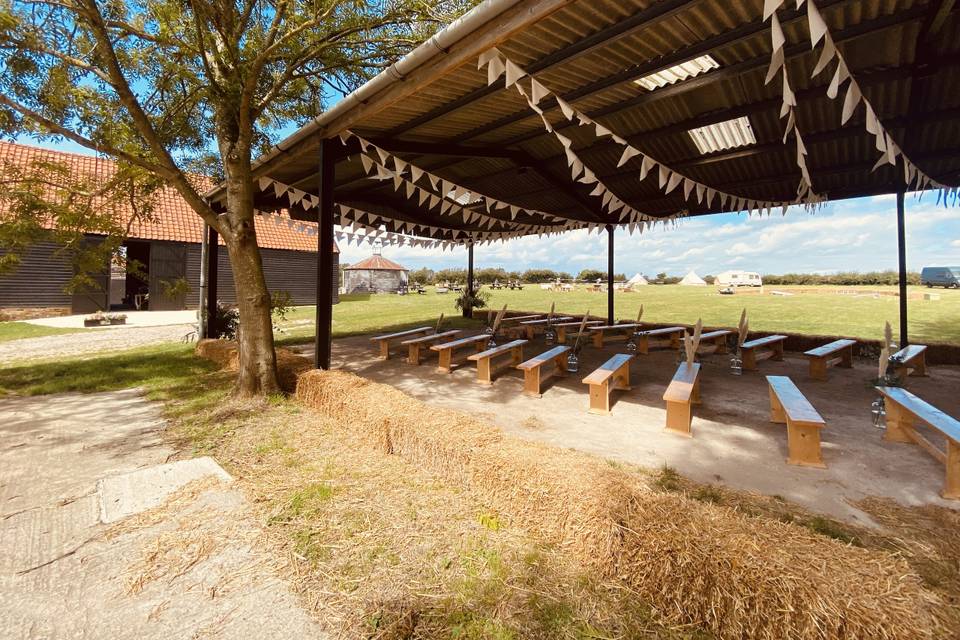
{"left": 716, "top": 270, "right": 763, "bottom": 287}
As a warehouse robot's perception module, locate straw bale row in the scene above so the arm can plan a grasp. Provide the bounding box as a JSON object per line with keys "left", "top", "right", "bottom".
{"left": 294, "top": 368, "right": 944, "bottom": 640}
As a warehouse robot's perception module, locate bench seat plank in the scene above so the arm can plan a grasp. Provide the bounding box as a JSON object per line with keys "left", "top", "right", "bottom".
{"left": 663, "top": 363, "right": 701, "bottom": 436}
{"left": 891, "top": 344, "right": 928, "bottom": 381}
{"left": 804, "top": 339, "right": 856, "bottom": 381}
{"left": 698, "top": 329, "right": 733, "bottom": 354}
{"left": 582, "top": 353, "right": 634, "bottom": 414}
{"left": 634, "top": 326, "right": 684, "bottom": 355}
{"left": 589, "top": 323, "right": 643, "bottom": 347}
{"left": 401, "top": 329, "right": 462, "bottom": 365}
{"left": 429, "top": 334, "right": 489, "bottom": 373}
{"left": 555, "top": 321, "right": 602, "bottom": 344}
{"left": 877, "top": 386, "right": 960, "bottom": 499}
{"left": 766, "top": 376, "right": 826, "bottom": 468}
{"left": 516, "top": 316, "right": 573, "bottom": 339}
{"left": 370, "top": 326, "right": 432, "bottom": 359}
{"left": 467, "top": 339, "right": 527, "bottom": 385}
{"left": 517, "top": 346, "right": 571, "bottom": 397}
{"left": 741, "top": 335, "right": 787, "bottom": 370}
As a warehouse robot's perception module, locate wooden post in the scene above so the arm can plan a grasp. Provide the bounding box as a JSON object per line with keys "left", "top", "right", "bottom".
{"left": 315, "top": 137, "right": 336, "bottom": 370}
{"left": 464, "top": 241, "right": 475, "bottom": 318}
{"left": 606, "top": 224, "right": 615, "bottom": 325}
{"left": 205, "top": 224, "right": 219, "bottom": 339}
{"left": 896, "top": 188, "right": 909, "bottom": 348}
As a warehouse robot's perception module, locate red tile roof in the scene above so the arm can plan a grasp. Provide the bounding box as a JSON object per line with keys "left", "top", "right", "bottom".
{"left": 0, "top": 141, "right": 334, "bottom": 253}
{"left": 345, "top": 254, "right": 408, "bottom": 271}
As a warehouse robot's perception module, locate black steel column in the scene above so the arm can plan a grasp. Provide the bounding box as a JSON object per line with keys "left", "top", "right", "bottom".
{"left": 315, "top": 137, "right": 336, "bottom": 370}
{"left": 606, "top": 224, "right": 615, "bottom": 324}
{"left": 464, "top": 241, "right": 475, "bottom": 318}
{"left": 205, "top": 224, "right": 219, "bottom": 338}
{"left": 896, "top": 189, "right": 909, "bottom": 347}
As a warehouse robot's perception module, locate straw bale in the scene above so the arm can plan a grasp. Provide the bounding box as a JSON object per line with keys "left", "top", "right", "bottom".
{"left": 195, "top": 339, "right": 238, "bottom": 368}
{"left": 292, "top": 368, "right": 943, "bottom": 640}
{"left": 195, "top": 339, "right": 312, "bottom": 393}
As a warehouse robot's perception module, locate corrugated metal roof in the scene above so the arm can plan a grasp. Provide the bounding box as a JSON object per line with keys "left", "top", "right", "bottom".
{"left": 246, "top": 0, "right": 960, "bottom": 240}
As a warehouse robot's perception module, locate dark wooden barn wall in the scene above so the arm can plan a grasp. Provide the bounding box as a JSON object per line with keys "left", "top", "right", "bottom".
{"left": 0, "top": 240, "right": 73, "bottom": 309}
{"left": 185, "top": 245, "right": 338, "bottom": 308}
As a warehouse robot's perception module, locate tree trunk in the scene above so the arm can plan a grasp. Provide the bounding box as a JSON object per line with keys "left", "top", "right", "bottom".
{"left": 218, "top": 132, "right": 281, "bottom": 397}
{"left": 225, "top": 230, "right": 281, "bottom": 397}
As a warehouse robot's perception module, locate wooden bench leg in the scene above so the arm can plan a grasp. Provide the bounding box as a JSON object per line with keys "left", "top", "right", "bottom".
{"left": 840, "top": 347, "right": 853, "bottom": 368}
{"left": 742, "top": 348, "right": 757, "bottom": 371}
{"left": 592, "top": 332, "right": 604, "bottom": 348}
{"left": 772, "top": 341, "right": 784, "bottom": 362}
{"left": 769, "top": 387, "right": 786, "bottom": 424}
{"left": 691, "top": 378, "right": 701, "bottom": 405}
{"left": 664, "top": 399, "right": 693, "bottom": 437}
{"left": 555, "top": 355, "right": 568, "bottom": 377}
{"left": 786, "top": 420, "right": 826, "bottom": 468}
{"left": 809, "top": 357, "right": 828, "bottom": 381}
{"left": 525, "top": 326, "right": 535, "bottom": 340}
{"left": 637, "top": 336, "right": 649, "bottom": 355}
{"left": 715, "top": 337, "right": 728, "bottom": 355}
{"left": 588, "top": 381, "right": 610, "bottom": 415}
{"left": 378, "top": 340, "right": 390, "bottom": 360}
{"left": 944, "top": 440, "right": 960, "bottom": 500}
{"left": 911, "top": 353, "right": 928, "bottom": 377}
{"left": 476, "top": 357, "right": 493, "bottom": 385}
{"left": 523, "top": 367, "right": 542, "bottom": 397}
{"left": 511, "top": 345, "right": 524, "bottom": 367}
{"left": 883, "top": 401, "right": 915, "bottom": 443}
{"left": 614, "top": 363, "right": 631, "bottom": 392}
{"left": 556, "top": 327, "right": 567, "bottom": 343}
{"left": 407, "top": 344, "right": 422, "bottom": 365}
{"left": 437, "top": 349, "right": 453, "bottom": 373}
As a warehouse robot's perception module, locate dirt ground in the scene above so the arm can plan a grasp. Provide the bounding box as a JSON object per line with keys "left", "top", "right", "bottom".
{"left": 0, "top": 389, "right": 324, "bottom": 639}
{"left": 296, "top": 332, "right": 960, "bottom": 525}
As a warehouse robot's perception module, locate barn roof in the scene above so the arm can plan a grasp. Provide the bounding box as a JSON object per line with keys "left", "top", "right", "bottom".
{"left": 344, "top": 255, "right": 409, "bottom": 271}
{"left": 1, "top": 141, "right": 336, "bottom": 253}
{"left": 208, "top": 0, "right": 960, "bottom": 245}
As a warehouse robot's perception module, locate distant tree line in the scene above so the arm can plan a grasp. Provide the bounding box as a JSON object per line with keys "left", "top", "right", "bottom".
{"left": 408, "top": 267, "right": 919, "bottom": 287}
{"left": 409, "top": 267, "right": 628, "bottom": 284}
{"left": 761, "top": 270, "right": 921, "bottom": 286}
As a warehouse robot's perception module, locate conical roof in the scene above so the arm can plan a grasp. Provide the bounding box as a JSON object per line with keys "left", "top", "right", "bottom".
{"left": 679, "top": 270, "right": 707, "bottom": 285}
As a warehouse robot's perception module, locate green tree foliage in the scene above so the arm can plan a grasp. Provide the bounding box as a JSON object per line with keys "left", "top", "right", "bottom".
{"left": 0, "top": 0, "right": 475, "bottom": 395}
{"left": 762, "top": 271, "right": 921, "bottom": 286}
{"left": 408, "top": 267, "right": 435, "bottom": 285}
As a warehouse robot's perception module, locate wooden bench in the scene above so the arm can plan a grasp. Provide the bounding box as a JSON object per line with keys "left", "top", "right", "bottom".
{"left": 516, "top": 346, "right": 571, "bottom": 397}
{"left": 401, "top": 329, "right": 462, "bottom": 365}
{"left": 698, "top": 329, "right": 733, "bottom": 354}
{"left": 662, "top": 363, "right": 701, "bottom": 437}
{"left": 485, "top": 311, "right": 542, "bottom": 325}
{"left": 634, "top": 326, "right": 684, "bottom": 354}
{"left": 877, "top": 386, "right": 960, "bottom": 499}
{"left": 766, "top": 376, "right": 827, "bottom": 468}
{"left": 554, "top": 320, "right": 603, "bottom": 343}
{"left": 467, "top": 339, "right": 527, "bottom": 385}
{"left": 370, "top": 326, "right": 432, "bottom": 359}
{"left": 517, "top": 316, "right": 574, "bottom": 339}
{"left": 804, "top": 338, "right": 856, "bottom": 381}
{"left": 430, "top": 334, "right": 490, "bottom": 373}
{"left": 891, "top": 345, "right": 928, "bottom": 382}
{"left": 582, "top": 353, "right": 634, "bottom": 415}
{"left": 589, "top": 323, "right": 642, "bottom": 348}
{"left": 741, "top": 335, "right": 787, "bottom": 370}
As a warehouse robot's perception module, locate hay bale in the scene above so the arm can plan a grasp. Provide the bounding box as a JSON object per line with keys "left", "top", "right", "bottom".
{"left": 195, "top": 339, "right": 238, "bottom": 368}
{"left": 196, "top": 339, "right": 311, "bottom": 393}
{"left": 293, "top": 368, "right": 943, "bottom": 639}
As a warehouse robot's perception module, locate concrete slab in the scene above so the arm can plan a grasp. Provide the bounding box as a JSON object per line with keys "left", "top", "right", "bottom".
{"left": 97, "top": 457, "right": 233, "bottom": 524}
{"left": 24, "top": 309, "right": 199, "bottom": 329}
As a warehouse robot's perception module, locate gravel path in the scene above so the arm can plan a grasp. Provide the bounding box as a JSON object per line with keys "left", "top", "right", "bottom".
{"left": 0, "top": 324, "right": 196, "bottom": 363}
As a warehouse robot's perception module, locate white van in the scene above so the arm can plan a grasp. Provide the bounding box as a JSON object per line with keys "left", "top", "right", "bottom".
{"left": 715, "top": 270, "right": 763, "bottom": 287}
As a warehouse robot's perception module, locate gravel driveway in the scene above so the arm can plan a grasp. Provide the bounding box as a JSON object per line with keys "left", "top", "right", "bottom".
{"left": 0, "top": 324, "right": 196, "bottom": 363}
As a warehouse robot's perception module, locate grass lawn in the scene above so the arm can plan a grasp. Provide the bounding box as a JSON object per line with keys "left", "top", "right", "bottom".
{"left": 279, "top": 284, "right": 960, "bottom": 345}
{"left": 0, "top": 321, "right": 86, "bottom": 343}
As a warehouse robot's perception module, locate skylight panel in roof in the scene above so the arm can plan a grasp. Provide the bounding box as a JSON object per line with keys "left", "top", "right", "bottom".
{"left": 633, "top": 55, "right": 719, "bottom": 91}
{"left": 687, "top": 116, "right": 756, "bottom": 155}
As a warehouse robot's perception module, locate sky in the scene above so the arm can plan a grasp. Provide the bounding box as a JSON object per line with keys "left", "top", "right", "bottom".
{"left": 14, "top": 136, "right": 960, "bottom": 278}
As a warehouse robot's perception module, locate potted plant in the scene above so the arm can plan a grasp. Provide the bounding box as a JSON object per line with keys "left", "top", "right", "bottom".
{"left": 106, "top": 313, "right": 127, "bottom": 325}
{"left": 84, "top": 311, "right": 107, "bottom": 327}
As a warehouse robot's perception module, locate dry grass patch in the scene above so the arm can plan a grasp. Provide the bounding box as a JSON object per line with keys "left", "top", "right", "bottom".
{"left": 167, "top": 394, "right": 703, "bottom": 639}
{"left": 293, "top": 369, "right": 947, "bottom": 640}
